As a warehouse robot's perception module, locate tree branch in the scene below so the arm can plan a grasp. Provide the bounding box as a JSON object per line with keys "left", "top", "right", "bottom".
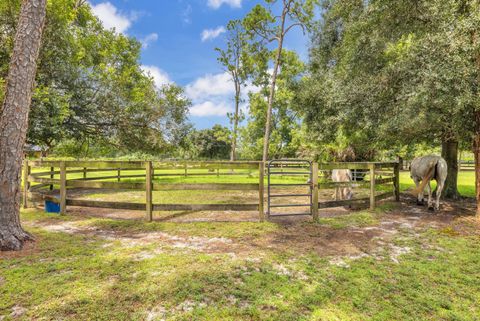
{"left": 284, "top": 22, "right": 305, "bottom": 36}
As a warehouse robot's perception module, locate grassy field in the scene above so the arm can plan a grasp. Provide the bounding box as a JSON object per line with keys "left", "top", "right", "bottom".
{"left": 399, "top": 171, "right": 475, "bottom": 197}
{"left": 4, "top": 167, "right": 480, "bottom": 320}
{"left": 1, "top": 204, "right": 480, "bottom": 320}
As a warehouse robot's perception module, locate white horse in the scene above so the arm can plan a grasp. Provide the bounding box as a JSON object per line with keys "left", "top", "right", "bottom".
{"left": 410, "top": 155, "right": 447, "bottom": 211}
{"left": 332, "top": 169, "right": 354, "bottom": 201}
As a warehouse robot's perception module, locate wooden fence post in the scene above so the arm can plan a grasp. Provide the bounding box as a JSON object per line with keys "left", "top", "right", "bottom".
{"left": 83, "top": 167, "right": 87, "bottom": 179}
{"left": 258, "top": 162, "right": 265, "bottom": 221}
{"left": 117, "top": 169, "right": 121, "bottom": 182}
{"left": 312, "top": 162, "right": 319, "bottom": 222}
{"left": 60, "top": 161, "right": 67, "bottom": 215}
{"left": 369, "top": 163, "right": 376, "bottom": 210}
{"left": 146, "top": 161, "right": 153, "bottom": 222}
{"left": 23, "top": 160, "right": 30, "bottom": 209}
{"left": 49, "top": 166, "right": 54, "bottom": 190}
{"left": 394, "top": 162, "right": 400, "bottom": 201}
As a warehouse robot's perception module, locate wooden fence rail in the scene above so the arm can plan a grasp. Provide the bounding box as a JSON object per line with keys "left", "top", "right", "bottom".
{"left": 24, "top": 160, "right": 400, "bottom": 222}
{"left": 401, "top": 159, "right": 474, "bottom": 171}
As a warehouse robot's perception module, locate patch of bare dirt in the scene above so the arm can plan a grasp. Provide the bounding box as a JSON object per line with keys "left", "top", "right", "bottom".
{"left": 18, "top": 194, "right": 480, "bottom": 263}
{"left": 0, "top": 240, "right": 39, "bottom": 259}
{"left": 9, "top": 306, "right": 27, "bottom": 318}
{"left": 27, "top": 219, "right": 243, "bottom": 255}
{"left": 390, "top": 195, "right": 479, "bottom": 234}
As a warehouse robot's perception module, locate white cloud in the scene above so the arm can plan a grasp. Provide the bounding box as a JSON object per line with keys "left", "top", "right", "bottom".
{"left": 190, "top": 101, "right": 232, "bottom": 117}
{"left": 91, "top": 2, "right": 132, "bottom": 34}
{"left": 141, "top": 65, "right": 171, "bottom": 88}
{"left": 140, "top": 33, "right": 158, "bottom": 49}
{"left": 207, "top": 0, "right": 242, "bottom": 9}
{"left": 201, "top": 26, "right": 226, "bottom": 42}
{"left": 186, "top": 72, "right": 233, "bottom": 100}
{"left": 181, "top": 4, "right": 193, "bottom": 24}
{"left": 185, "top": 72, "right": 261, "bottom": 118}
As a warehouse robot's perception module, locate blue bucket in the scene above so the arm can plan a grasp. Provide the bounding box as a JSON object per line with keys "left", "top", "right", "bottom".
{"left": 45, "top": 200, "right": 60, "bottom": 213}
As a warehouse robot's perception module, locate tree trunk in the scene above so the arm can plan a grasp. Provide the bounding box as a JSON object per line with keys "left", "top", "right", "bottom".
{"left": 475, "top": 111, "right": 480, "bottom": 216}
{"left": 230, "top": 82, "right": 240, "bottom": 162}
{"left": 262, "top": 48, "right": 283, "bottom": 162}
{"left": 0, "top": 0, "right": 47, "bottom": 251}
{"left": 441, "top": 139, "right": 460, "bottom": 199}
{"left": 262, "top": 16, "right": 286, "bottom": 162}
{"left": 476, "top": 30, "right": 480, "bottom": 216}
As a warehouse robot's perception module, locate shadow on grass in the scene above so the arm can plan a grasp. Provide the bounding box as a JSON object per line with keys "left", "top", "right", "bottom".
{"left": 2, "top": 217, "right": 480, "bottom": 320}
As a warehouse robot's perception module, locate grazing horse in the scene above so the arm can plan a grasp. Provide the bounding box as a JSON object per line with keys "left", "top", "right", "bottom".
{"left": 332, "top": 169, "right": 354, "bottom": 201}
{"left": 410, "top": 155, "right": 447, "bottom": 211}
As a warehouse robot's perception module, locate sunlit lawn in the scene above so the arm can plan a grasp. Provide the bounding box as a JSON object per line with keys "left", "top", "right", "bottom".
{"left": 5, "top": 166, "right": 479, "bottom": 320}
{"left": 399, "top": 171, "right": 475, "bottom": 197}
{"left": 1, "top": 206, "right": 479, "bottom": 320}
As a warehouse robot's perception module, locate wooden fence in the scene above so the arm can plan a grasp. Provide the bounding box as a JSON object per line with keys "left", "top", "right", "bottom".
{"left": 401, "top": 159, "right": 475, "bottom": 171}
{"left": 459, "top": 160, "right": 475, "bottom": 171}
{"left": 317, "top": 162, "right": 400, "bottom": 213}
{"left": 24, "top": 160, "right": 399, "bottom": 222}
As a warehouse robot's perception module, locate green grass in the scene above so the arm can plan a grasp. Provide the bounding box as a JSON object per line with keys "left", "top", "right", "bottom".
{"left": 28, "top": 167, "right": 307, "bottom": 184}
{"left": 318, "top": 211, "right": 380, "bottom": 229}
{"left": 317, "top": 203, "right": 395, "bottom": 229}
{"left": 2, "top": 207, "right": 480, "bottom": 320}
{"left": 400, "top": 171, "right": 475, "bottom": 197}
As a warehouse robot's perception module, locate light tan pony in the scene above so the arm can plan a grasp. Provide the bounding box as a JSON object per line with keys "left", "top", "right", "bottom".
{"left": 332, "top": 169, "right": 354, "bottom": 201}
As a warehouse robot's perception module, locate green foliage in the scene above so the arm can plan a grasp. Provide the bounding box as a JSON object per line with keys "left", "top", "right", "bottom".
{"left": 180, "top": 125, "right": 232, "bottom": 160}
{"left": 0, "top": 0, "right": 191, "bottom": 156}
{"left": 240, "top": 49, "right": 305, "bottom": 160}
{"left": 240, "top": 0, "right": 318, "bottom": 160}
{"left": 297, "top": 0, "right": 480, "bottom": 160}
{"left": 215, "top": 20, "right": 252, "bottom": 159}
{"left": 216, "top": 20, "right": 252, "bottom": 86}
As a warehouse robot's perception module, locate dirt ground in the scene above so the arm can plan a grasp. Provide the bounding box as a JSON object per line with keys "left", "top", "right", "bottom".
{"left": 40, "top": 185, "right": 373, "bottom": 222}
{"left": 20, "top": 194, "right": 479, "bottom": 262}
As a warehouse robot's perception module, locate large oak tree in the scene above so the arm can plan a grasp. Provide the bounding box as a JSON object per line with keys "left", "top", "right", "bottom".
{"left": 298, "top": 0, "right": 480, "bottom": 201}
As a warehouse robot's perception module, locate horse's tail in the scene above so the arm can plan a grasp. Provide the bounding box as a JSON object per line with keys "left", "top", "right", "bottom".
{"left": 410, "top": 161, "right": 436, "bottom": 196}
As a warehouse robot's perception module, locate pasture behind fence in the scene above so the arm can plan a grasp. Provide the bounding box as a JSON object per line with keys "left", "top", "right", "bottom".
{"left": 24, "top": 160, "right": 400, "bottom": 221}
{"left": 401, "top": 159, "right": 474, "bottom": 171}
{"left": 318, "top": 162, "right": 400, "bottom": 210}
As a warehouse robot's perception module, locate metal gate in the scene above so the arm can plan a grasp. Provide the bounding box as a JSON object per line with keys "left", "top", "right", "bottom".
{"left": 267, "top": 159, "right": 313, "bottom": 217}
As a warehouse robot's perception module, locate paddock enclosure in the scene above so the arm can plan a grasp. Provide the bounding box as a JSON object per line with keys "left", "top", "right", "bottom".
{"left": 24, "top": 160, "right": 400, "bottom": 221}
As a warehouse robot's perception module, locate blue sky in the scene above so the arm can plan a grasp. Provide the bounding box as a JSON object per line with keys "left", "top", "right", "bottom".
{"left": 89, "top": 0, "right": 310, "bottom": 129}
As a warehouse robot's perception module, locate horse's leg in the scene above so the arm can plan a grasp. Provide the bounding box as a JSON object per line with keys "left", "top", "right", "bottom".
{"left": 413, "top": 177, "right": 423, "bottom": 205}
{"left": 346, "top": 187, "right": 353, "bottom": 200}
{"left": 346, "top": 187, "right": 353, "bottom": 208}
{"left": 426, "top": 181, "right": 433, "bottom": 210}
{"left": 435, "top": 179, "right": 444, "bottom": 211}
